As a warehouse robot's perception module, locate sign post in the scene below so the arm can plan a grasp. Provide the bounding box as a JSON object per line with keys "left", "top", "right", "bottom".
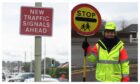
{"left": 34, "top": 36, "right": 41, "bottom": 82}
{"left": 20, "top": 2, "right": 53, "bottom": 82}
{"left": 72, "top": 4, "right": 101, "bottom": 81}
{"left": 34, "top": 2, "right": 42, "bottom": 82}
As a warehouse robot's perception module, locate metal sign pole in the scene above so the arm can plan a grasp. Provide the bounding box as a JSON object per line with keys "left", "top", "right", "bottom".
{"left": 34, "top": 2, "right": 42, "bottom": 82}
{"left": 83, "top": 37, "right": 87, "bottom": 81}
{"left": 35, "top": 36, "right": 42, "bottom": 82}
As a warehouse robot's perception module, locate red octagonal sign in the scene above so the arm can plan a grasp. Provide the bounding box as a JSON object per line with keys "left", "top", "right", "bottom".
{"left": 20, "top": 6, "right": 53, "bottom": 36}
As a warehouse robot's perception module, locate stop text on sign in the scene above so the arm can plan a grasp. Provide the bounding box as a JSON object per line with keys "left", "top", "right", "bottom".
{"left": 76, "top": 10, "right": 96, "bottom": 22}
{"left": 76, "top": 10, "right": 95, "bottom": 18}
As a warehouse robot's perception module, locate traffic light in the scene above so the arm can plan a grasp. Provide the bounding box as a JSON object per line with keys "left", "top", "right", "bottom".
{"left": 51, "top": 59, "right": 55, "bottom": 67}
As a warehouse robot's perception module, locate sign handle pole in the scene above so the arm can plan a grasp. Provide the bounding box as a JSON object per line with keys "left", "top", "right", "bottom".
{"left": 34, "top": 2, "right": 42, "bottom": 82}
{"left": 83, "top": 37, "right": 87, "bottom": 81}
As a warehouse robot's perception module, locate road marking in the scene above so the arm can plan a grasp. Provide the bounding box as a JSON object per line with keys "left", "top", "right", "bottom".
{"left": 72, "top": 68, "right": 95, "bottom": 75}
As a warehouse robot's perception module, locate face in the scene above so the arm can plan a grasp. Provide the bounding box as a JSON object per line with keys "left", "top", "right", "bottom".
{"left": 104, "top": 30, "right": 115, "bottom": 39}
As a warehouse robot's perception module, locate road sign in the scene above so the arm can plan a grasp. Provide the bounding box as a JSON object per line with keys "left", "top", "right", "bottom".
{"left": 20, "top": 6, "right": 53, "bottom": 36}
{"left": 72, "top": 4, "right": 101, "bottom": 36}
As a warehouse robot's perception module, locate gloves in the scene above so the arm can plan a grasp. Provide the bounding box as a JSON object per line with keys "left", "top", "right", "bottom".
{"left": 121, "top": 76, "right": 129, "bottom": 82}
{"left": 82, "top": 41, "right": 89, "bottom": 50}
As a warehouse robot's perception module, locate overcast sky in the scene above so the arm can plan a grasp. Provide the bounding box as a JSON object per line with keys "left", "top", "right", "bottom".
{"left": 2, "top": 2, "right": 138, "bottom": 63}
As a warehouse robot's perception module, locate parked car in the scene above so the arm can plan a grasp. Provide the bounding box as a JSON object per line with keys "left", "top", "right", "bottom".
{"left": 2, "top": 73, "right": 6, "bottom": 81}
{"left": 25, "top": 74, "right": 59, "bottom": 82}
{"left": 7, "top": 72, "right": 19, "bottom": 79}
{"left": 8, "top": 73, "right": 34, "bottom": 82}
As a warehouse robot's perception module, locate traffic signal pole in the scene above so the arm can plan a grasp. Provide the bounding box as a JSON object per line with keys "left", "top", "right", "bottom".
{"left": 51, "top": 59, "right": 55, "bottom": 77}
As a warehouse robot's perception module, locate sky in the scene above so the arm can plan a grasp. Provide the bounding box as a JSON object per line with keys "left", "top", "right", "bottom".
{"left": 2, "top": 2, "right": 138, "bottom": 63}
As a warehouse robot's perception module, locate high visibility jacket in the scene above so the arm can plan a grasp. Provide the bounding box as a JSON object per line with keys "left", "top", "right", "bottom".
{"left": 87, "top": 40, "right": 129, "bottom": 82}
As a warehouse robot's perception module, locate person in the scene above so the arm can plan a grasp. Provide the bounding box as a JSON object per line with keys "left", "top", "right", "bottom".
{"left": 59, "top": 74, "right": 68, "bottom": 82}
{"left": 82, "top": 22, "right": 130, "bottom": 82}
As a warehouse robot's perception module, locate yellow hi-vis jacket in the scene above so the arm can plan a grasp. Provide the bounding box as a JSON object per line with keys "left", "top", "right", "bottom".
{"left": 87, "top": 40, "right": 129, "bottom": 82}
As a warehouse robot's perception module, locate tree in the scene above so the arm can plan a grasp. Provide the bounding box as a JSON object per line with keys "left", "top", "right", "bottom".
{"left": 22, "top": 62, "right": 30, "bottom": 72}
